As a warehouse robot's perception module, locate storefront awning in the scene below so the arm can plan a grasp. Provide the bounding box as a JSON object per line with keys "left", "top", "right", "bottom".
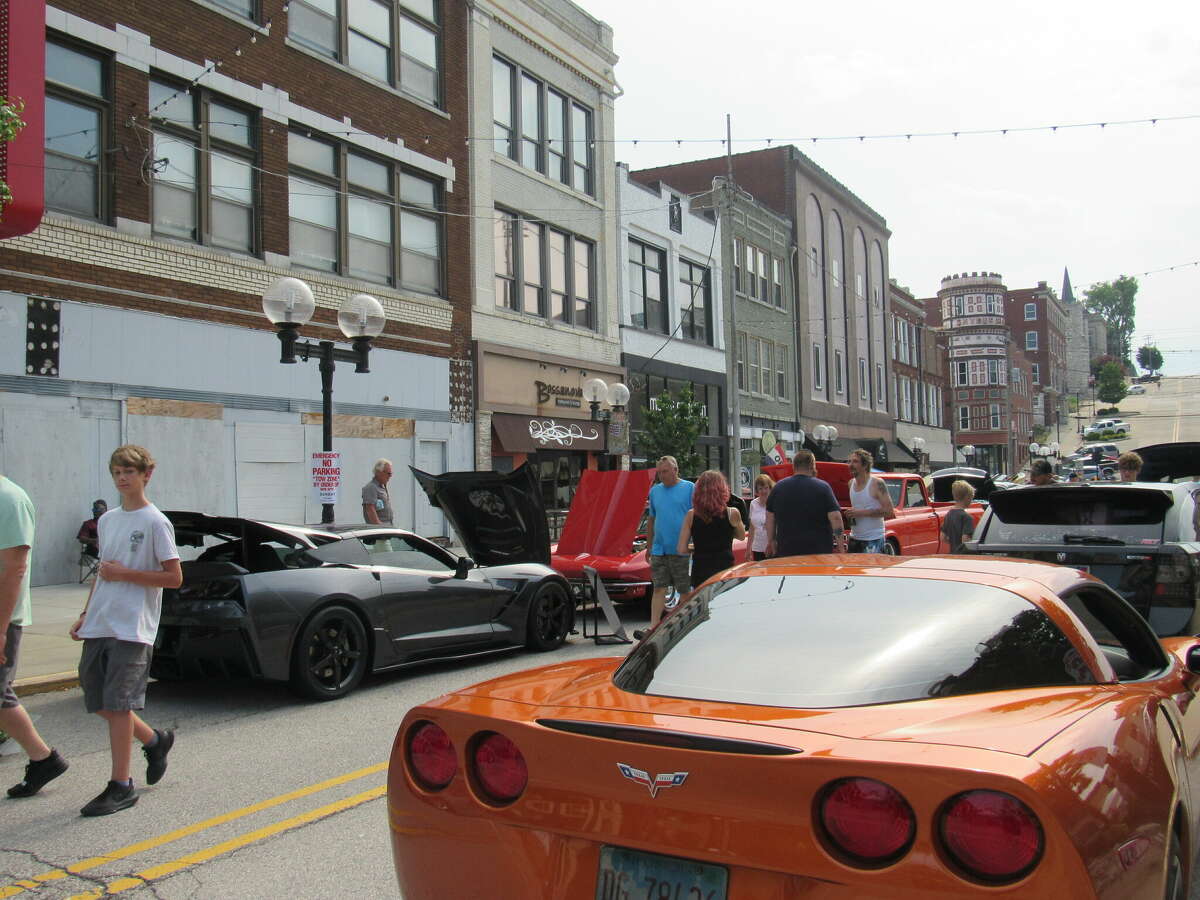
{"left": 492, "top": 412, "right": 606, "bottom": 453}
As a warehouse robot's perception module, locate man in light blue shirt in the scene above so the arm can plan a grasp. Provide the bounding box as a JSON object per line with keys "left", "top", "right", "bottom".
{"left": 644, "top": 456, "right": 694, "bottom": 625}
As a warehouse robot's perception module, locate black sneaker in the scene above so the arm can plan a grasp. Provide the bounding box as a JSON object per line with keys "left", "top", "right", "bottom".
{"left": 81, "top": 780, "right": 138, "bottom": 817}
{"left": 143, "top": 729, "right": 174, "bottom": 785}
{"left": 7, "top": 749, "right": 69, "bottom": 798}
{"left": 633, "top": 629, "right": 647, "bottom": 640}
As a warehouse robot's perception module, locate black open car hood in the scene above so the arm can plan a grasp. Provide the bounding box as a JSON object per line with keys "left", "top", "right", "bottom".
{"left": 410, "top": 464, "right": 550, "bottom": 566}
{"left": 1133, "top": 442, "right": 1200, "bottom": 483}
{"left": 928, "top": 467, "right": 1008, "bottom": 503}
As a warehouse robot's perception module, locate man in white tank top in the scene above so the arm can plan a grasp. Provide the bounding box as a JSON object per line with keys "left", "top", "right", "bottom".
{"left": 845, "top": 448, "right": 895, "bottom": 554}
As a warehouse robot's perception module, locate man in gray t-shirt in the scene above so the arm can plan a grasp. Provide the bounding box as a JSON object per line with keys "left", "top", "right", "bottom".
{"left": 362, "top": 459, "right": 394, "bottom": 525}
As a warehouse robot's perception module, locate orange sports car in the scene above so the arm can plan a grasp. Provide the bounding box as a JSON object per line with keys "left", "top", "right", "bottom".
{"left": 388, "top": 555, "right": 1200, "bottom": 899}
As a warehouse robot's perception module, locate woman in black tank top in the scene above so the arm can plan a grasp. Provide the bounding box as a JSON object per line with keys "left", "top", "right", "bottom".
{"left": 677, "top": 471, "right": 746, "bottom": 590}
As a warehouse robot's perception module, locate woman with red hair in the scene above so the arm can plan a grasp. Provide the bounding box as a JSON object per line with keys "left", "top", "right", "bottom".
{"left": 677, "top": 470, "right": 746, "bottom": 590}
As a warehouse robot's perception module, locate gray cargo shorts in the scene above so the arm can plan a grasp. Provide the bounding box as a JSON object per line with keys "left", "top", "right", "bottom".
{"left": 79, "top": 638, "right": 153, "bottom": 713}
{"left": 1, "top": 621, "right": 23, "bottom": 708}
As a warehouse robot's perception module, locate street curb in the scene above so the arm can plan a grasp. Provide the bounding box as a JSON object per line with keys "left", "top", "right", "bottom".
{"left": 13, "top": 672, "right": 79, "bottom": 698}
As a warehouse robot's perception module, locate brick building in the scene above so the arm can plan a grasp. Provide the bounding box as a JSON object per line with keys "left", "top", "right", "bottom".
{"left": 631, "top": 146, "right": 895, "bottom": 457}
{"left": 467, "top": 0, "right": 621, "bottom": 512}
{"left": 888, "top": 282, "right": 950, "bottom": 470}
{"left": 2, "top": 0, "right": 472, "bottom": 584}
{"left": 1006, "top": 279, "right": 1068, "bottom": 443}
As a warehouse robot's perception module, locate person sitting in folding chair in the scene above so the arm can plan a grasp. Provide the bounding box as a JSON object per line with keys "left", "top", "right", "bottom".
{"left": 77, "top": 499, "right": 107, "bottom": 582}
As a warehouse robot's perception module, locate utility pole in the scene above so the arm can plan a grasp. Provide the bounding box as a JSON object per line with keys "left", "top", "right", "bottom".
{"left": 724, "top": 113, "right": 743, "bottom": 494}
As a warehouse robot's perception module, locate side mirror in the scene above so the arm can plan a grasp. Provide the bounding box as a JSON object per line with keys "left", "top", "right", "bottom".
{"left": 454, "top": 557, "right": 474, "bottom": 579}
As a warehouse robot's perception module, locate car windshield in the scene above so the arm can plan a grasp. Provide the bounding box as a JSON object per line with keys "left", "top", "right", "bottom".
{"left": 613, "top": 575, "right": 1092, "bottom": 709}
{"left": 981, "top": 488, "right": 1172, "bottom": 545}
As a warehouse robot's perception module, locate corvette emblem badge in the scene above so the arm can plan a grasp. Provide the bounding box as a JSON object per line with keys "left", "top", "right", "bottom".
{"left": 617, "top": 763, "right": 689, "bottom": 798}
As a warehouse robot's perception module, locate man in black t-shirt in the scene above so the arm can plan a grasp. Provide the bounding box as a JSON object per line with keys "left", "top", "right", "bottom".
{"left": 765, "top": 451, "right": 846, "bottom": 557}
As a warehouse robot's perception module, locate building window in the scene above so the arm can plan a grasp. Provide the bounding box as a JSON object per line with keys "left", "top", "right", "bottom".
{"left": 858, "top": 357, "right": 868, "bottom": 400}
{"left": 953, "top": 295, "right": 965, "bottom": 317}
{"left": 990, "top": 403, "right": 1002, "bottom": 430}
{"left": 150, "top": 79, "right": 257, "bottom": 253}
{"left": 679, "top": 259, "right": 712, "bottom": 345}
{"left": 777, "top": 345, "right": 787, "bottom": 399}
{"left": 733, "top": 239, "right": 744, "bottom": 293}
{"left": 958, "top": 405, "right": 969, "bottom": 430}
{"left": 668, "top": 194, "right": 682, "bottom": 233}
{"left": 492, "top": 55, "right": 594, "bottom": 195}
{"left": 812, "top": 343, "right": 823, "bottom": 390}
{"left": 987, "top": 358, "right": 1002, "bottom": 385}
{"left": 209, "top": 0, "right": 256, "bottom": 18}
{"left": 289, "top": 0, "right": 441, "bottom": 107}
{"left": 629, "top": 239, "right": 668, "bottom": 333}
{"left": 288, "top": 129, "right": 443, "bottom": 292}
{"left": 875, "top": 362, "right": 884, "bottom": 403}
{"left": 1025, "top": 330, "right": 1038, "bottom": 350}
{"left": 44, "top": 39, "right": 110, "bottom": 220}
{"left": 736, "top": 332, "right": 747, "bottom": 390}
{"left": 1031, "top": 363, "right": 1040, "bottom": 384}
{"left": 901, "top": 378, "right": 913, "bottom": 421}
{"left": 834, "top": 349, "right": 844, "bottom": 394}
{"left": 748, "top": 338, "right": 760, "bottom": 395}
{"left": 1024, "top": 302, "right": 1037, "bottom": 321}
{"left": 494, "top": 209, "right": 592, "bottom": 327}
{"left": 773, "top": 257, "right": 783, "bottom": 307}
{"left": 954, "top": 360, "right": 968, "bottom": 386}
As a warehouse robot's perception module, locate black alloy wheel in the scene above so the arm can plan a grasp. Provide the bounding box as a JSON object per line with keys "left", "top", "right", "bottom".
{"left": 290, "top": 605, "right": 368, "bottom": 701}
{"left": 526, "top": 582, "right": 572, "bottom": 651}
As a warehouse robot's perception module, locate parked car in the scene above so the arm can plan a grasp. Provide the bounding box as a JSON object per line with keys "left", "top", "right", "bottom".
{"left": 1083, "top": 419, "right": 1130, "bottom": 439}
{"left": 389, "top": 555, "right": 1200, "bottom": 899}
{"left": 1128, "top": 384, "right": 1146, "bottom": 395}
{"left": 154, "top": 466, "right": 573, "bottom": 701}
{"left": 1070, "top": 442, "right": 1121, "bottom": 461}
{"left": 968, "top": 443, "right": 1200, "bottom": 636}
{"left": 926, "top": 465, "right": 1016, "bottom": 505}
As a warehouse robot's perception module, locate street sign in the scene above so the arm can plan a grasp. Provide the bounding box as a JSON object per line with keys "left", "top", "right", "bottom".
{"left": 311, "top": 451, "right": 341, "bottom": 504}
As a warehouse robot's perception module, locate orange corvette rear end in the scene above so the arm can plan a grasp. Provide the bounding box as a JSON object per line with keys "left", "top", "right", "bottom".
{"left": 388, "top": 557, "right": 1200, "bottom": 899}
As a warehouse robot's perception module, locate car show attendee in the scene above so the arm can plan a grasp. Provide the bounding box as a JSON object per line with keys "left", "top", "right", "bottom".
{"left": 1118, "top": 451, "right": 1143, "bottom": 482}
{"left": 362, "top": 458, "right": 394, "bottom": 525}
{"left": 744, "top": 474, "right": 774, "bottom": 561}
{"left": 76, "top": 499, "right": 107, "bottom": 559}
{"left": 644, "top": 456, "right": 694, "bottom": 626}
{"left": 765, "top": 451, "right": 845, "bottom": 558}
{"left": 844, "top": 448, "right": 896, "bottom": 553}
{"left": 1029, "top": 458, "right": 1056, "bottom": 486}
{"left": 2, "top": 473, "right": 70, "bottom": 800}
{"left": 70, "top": 445, "right": 180, "bottom": 817}
{"left": 677, "top": 471, "right": 745, "bottom": 589}
{"left": 941, "top": 480, "right": 977, "bottom": 554}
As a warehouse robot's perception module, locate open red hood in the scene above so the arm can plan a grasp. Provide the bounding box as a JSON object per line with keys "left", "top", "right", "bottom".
{"left": 556, "top": 469, "right": 656, "bottom": 557}
{"left": 763, "top": 461, "right": 854, "bottom": 506}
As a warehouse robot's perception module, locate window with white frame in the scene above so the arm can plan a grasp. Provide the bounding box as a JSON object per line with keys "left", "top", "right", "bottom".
{"left": 736, "top": 332, "right": 747, "bottom": 390}
{"left": 986, "top": 358, "right": 1003, "bottom": 385}
{"left": 494, "top": 209, "right": 593, "bottom": 327}
{"left": 954, "top": 360, "right": 968, "bottom": 386}
{"left": 491, "top": 54, "right": 593, "bottom": 195}
{"left": 834, "top": 349, "right": 845, "bottom": 394}
{"left": 733, "top": 238, "right": 744, "bottom": 293}
{"left": 1025, "top": 330, "right": 1038, "bottom": 350}
{"left": 150, "top": 79, "right": 257, "bottom": 253}
{"left": 990, "top": 403, "right": 1002, "bottom": 430}
{"left": 776, "top": 345, "right": 787, "bottom": 398}
{"left": 44, "top": 38, "right": 110, "bottom": 221}
{"left": 288, "top": 130, "right": 443, "bottom": 293}
{"left": 209, "top": 0, "right": 255, "bottom": 18}
{"left": 875, "top": 362, "right": 884, "bottom": 403}
{"left": 902, "top": 378, "right": 913, "bottom": 421}
{"left": 773, "top": 257, "right": 783, "bottom": 307}
{"left": 1024, "top": 302, "right": 1037, "bottom": 321}
{"left": 290, "top": 0, "right": 441, "bottom": 106}
{"left": 958, "top": 405, "right": 969, "bottom": 430}
{"left": 1031, "top": 362, "right": 1040, "bottom": 384}
{"left": 812, "top": 343, "right": 824, "bottom": 390}
{"left": 858, "top": 357, "right": 868, "bottom": 400}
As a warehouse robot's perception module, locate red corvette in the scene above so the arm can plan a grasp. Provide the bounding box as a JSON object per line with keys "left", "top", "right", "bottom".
{"left": 389, "top": 555, "right": 1200, "bottom": 898}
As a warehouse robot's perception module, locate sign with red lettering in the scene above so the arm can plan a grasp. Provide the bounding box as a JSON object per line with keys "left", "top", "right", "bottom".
{"left": 311, "top": 451, "right": 341, "bottom": 504}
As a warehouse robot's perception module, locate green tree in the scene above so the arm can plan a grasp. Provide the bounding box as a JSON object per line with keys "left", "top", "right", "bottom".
{"left": 1136, "top": 345, "right": 1163, "bottom": 374}
{"left": 0, "top": 97, "right": 26, "bottom": 221}
{"left": 1083, "top": 276, "right": 1138, "bottom": 364}
{"left": 638, "top": 383, "right": 705, "bottom": 477}
{"left": 1096, "top": 361, "right": 1128, "bottom": 406}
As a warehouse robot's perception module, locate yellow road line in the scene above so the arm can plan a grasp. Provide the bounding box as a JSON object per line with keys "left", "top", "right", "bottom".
{"left": 0, "top": 763, "right": 386, "bottom": 900}
{"left": 68, "top": 786, "right": 387, "bottom": 899}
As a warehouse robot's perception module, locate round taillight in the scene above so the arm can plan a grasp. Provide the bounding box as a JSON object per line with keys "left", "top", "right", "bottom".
{"left": 472, "top": 732, "right": 528, "bottom": 803}
{"left": 818, "top": 777, "right": 915, "bottom": 866}
{"left": 406, "top": 721, "right": 456, "bottom": 790}
{"left": 939, "top": 790, "right": 1044, "bottom": 882}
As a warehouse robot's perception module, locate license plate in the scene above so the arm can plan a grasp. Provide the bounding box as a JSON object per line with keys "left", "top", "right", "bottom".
{"left": 596, "top": 846, "right": 727, "bottom": 900}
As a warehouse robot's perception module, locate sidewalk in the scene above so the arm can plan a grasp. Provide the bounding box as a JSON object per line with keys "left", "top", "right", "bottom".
{"left": 13, "top": 582, "right": 91, "bottom": 696}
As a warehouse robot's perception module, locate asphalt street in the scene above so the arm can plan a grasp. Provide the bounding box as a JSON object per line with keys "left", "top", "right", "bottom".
{"left": 1071, "top": 373, "right": 1200, "bottom": 450}
{"left": 0, "top": 608, "right": 650, "bottom": 899}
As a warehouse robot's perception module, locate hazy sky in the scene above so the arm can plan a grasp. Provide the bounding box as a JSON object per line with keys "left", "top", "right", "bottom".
{"left": 591, "top": 0, "right": 1200, "bottom": 375}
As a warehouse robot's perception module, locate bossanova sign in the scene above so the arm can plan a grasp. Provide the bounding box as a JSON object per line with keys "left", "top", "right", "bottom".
{"left": 535, "top": 380, "right": 583, "bottom": 404}
{"left": 528, "top": 419, "right": 600, "bottom": 448}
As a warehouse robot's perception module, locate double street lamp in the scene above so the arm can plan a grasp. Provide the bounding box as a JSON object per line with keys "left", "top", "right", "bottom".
{"left": 262, "top": 276, "right": 385, "bottom": 525}
{"left": 582, "top": 377, "right": 631, "bottom": 423}
{"left": 908, "top": 435, "right": 927, "bottom": 474}
{"left": 1028, "top": 441, "right": 1061, "bottom": 460}
{"left": 812, "top": 423, "right": 839, "bottom": 456}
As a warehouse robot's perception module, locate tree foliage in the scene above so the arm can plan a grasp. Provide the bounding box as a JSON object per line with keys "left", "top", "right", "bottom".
{"left": 0, "top": 97, "right": 26, "bottom": 221}
{"left": 638, "top": 383, "right": 705, "bottom": 478}
{"left": 1136, "top": 345, "right": 1163, "bottom": 373}
{"left": 1089, "top": 354, "right": 1119, "bottom": 378}
{"left": 1083, "top": 276, "right": 1138, "bottom": 364}
{"left": 1096, "top": 361, "right": 1128, "bottom": 406}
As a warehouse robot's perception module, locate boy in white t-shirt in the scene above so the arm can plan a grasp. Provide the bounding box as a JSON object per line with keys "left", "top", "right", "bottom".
{"left": 70, "top": 445, "right": 181, "bottom": 817}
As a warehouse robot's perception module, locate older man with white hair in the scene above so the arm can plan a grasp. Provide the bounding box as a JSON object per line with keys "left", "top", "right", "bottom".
{"left": 362, "top": 459, "right": 394, "bottom": 525}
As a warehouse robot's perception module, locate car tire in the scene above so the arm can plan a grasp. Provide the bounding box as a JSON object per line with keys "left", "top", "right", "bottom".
{"left": 289, "top": 605, "right": 369, "bottom": 701}
{"left": 525, "top": 581, "right": 573, "bottom": 651}
{"left": 1164, "top": 830, "right": 1185, "bottom": 900}
{"left": 882, "top": 539, "right": 900, "bottom": 556}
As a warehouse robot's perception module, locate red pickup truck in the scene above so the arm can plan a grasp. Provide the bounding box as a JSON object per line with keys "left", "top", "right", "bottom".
{"left": 762, "top": 462, "right": 985, "bottom": 556}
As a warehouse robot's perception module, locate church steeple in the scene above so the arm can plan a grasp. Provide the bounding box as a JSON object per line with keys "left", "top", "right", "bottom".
{"left": 1062, "top": 268, "right": 1076, "bottom": 304}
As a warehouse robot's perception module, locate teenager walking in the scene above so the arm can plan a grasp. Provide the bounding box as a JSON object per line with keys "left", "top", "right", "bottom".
{"left": 70, "top": 445, "right": 181, "bottom": 816}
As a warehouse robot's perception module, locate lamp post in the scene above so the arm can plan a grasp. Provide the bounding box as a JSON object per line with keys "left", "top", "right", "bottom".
{"left": 909, "top": 436, "right": 927, "bottom": 475}
{"left": 262, "top": 276, "right": 385, "bottom": 525}
{"left": 812, "top": 424, "right": 839, "bottom": 458}
{"left": 582, "top": 377, "right": 630, "bottom": 468}
{"left": 960, "top": 444, "right": 975, "bottom": 467}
